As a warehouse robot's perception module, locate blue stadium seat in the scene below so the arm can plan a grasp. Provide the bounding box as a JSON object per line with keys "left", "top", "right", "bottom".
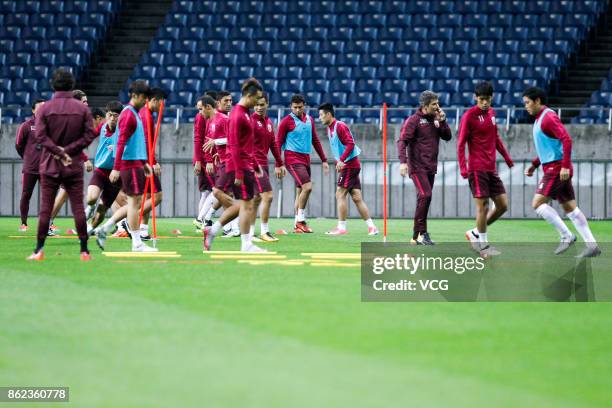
{"left": 437, "top": 53, "right": 461, "bottom": 66}
{"left": 303, "top": 66, "right": 328, "bottom": 79}
{"left": 455, "top": 27, "right": 478, "bottom": 41}
{"left": 509, "top": 53, "right": 535, "bottom": 66}
{"left": 411, "top": 53, "right": 435, "bottom": 67}
{"left": 356, "top": 79, "right": 381, "bottom": 92}
{"left": 4, "top": 91, "right": 30, "bottom": 106}
{"left": 396, "top": 40, "right": 419, "bottom": 53}
{"left": 56, "top": 52, "right": 83, "bottom": 67}
{"left": 0, "top": 78, "right": 12, "bottom": 92}
{"left": 385, "top": 54, "right": 410, "bottom": 66}
{"left": 262, "top": 53, "right": 286, "bottom": 66}
{"left": 228, "top": 66, "right": 254, "bottom": 79}
{"left": 353, "top": 27, "right": 378, "bottom": 41}
{"left": 278, "top": 66, "right": 303, "bottom": 79}
{"left": 135, "top": 65, "right": 157, "bottom": 79}
{"left": 330, "top": 79, "right": 356, "bottom": 93}
{"left": 314, "top": 14, "right": 336, "bottom": 28}
{"left": 421, "top": 40, "right": 444, "bottom": 54}
{"left": 450, "top": 92, "right": 473, "bottom": 106}
{"left": 488, "top": 13, "right": 513, "bottom": 28}
{"left": 534, "top": 53, "right": 560, "bottom": 66}
{"left": 336, "top": 53, "right": 360, "bottom": 67}
{"left": 484, "top": 52, "right": 510, "bottom": 66}
{"left": 160, "top": 65, "right": 182, "bottom": 79}
{"left": 337, "top": 14, "right": 362, "bottom": 27}
{"left": 434, "top": 79, "right": 460, "bottom": 93}
{"left": 262, "top": 79, "right": 278, "bottom": 92}
{"left": 379, "top": 27, "right": 403, "bottom": 41}
{"left": 304, "top": 79, "right": 330, "bottom": 93}
{"left": 524, "top": 66, "right": 550, "bottom": 81}
{"left": 210, "top": 66, "right": 230, "bottom": 78}
{"left": 459, "top": 52, "right": 485, "bottom": 66}
{"left": 408, "top": 79, "right": 433, "bottom": 92}
{"left": 431, "top": 27, "right": 453, "bottom": 41}
{"left": 450, "top": 66, "right": 476, "bottom": 79}
{"left": 312, "top": 53, "right": 336, "bottom": 66}
{"left": 337, "top": 0, "right": 360, "bottom": 13}
{"left": 565, "top": 14, "right": 591, "bottom": 27}
{"left": 186, "top": 13, "right": 213, "bottom": 27}
{"left": 438, "top": 14, "right": 462, "bottom": 27}
{"left": 407, "top": 27, "right": 428, "bottom": 40}
{"left": 474, "top": 66, "right": 500, "bottom": 79}
{"left": 387, "top": 13, "right": 411, "bottom": 27}
{"left": 328, "top": 66, "right": 352, "bottom": 79}
{"left": 403, "top": 66, "right": 426, "bottom": 79}
{"left": 464, "top": 14, "right": 487, "bottom": 28}
{"left": 361, "top": 53, "right": 386, "bottom": 66}
{"left": 554, "top": 27, "right": 580, "bottom": 42}
{"left": 326, "top": 92, "right": 348, "bottom": 106}
{"left": 432, "top": 66, "right": 451, "bottom": 78}
{"left": 14, "top": 39, "right": 38, "bottom": 53}
{"left": 13, "top": 78, "right": 38, "bottom": 92}
{"left": 302, "top": 40, "right": 323, "bottom": 53}
{"left": 347, "top": 92, "right": 374, "bottom": 106}
{"left": 286, "top": 53, "right": 312, "bottom": 66}
{"left": 493, "top": 79, "right": 513, "bottom": 93}
{"left": 382, "top": 79, "right": 407, "bottom": 92}
{"left": 270, "top": 39, "right": 294, "bottom": 53}
{"left": 167, "top": 53, "right": 190, "bottom": 66}
{"left": 188, "top": 53, "right": 213, "bottom": 67}
{"left": 541, "top": 13, "right": 564, "bottom": 27}
{"left": 278, "top": 79, "right": 304, "bottom": 92}
{"left": 287, "top": 14, "right": 311, "bottom": 27}
{"left": 499, "top": 66, "right": 525, "bottom": 79}
{"left": 254, "top": 66, "right": 279, "bottom": 79}
{"left": 312, "top": 1, "right": 336, "bottom": 14}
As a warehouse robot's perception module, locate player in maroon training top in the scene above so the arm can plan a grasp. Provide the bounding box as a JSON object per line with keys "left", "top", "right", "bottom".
{"left": 138, "top": 87, "right": 167, "bottom": 240}
{"left": 397, "top": 91, "right": 452, "bottom": 245}
{"left": 523, "top": 87, "right": 600, "bottom": 258}
{"left": 276, "top": 94, "right": 329, "bottom": 233}
{"left": 28, "top": 69, "right": 97, "bottom": 261}
{"left": 458, "top": 82, "right": 514, "bottom": 256}
{"left": 15, "top": 98, "right": 45, "bottom": 231}
{"left": 318, "top": 103, "right": 378, "bottom": 236}
{"left": 204, "top": 78, "right": 265, "bottom": 252}
{"left": 252, "top": 93, "right": 286, "bottom": 242}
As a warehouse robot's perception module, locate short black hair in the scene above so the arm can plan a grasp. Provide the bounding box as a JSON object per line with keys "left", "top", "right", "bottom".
{"left": 128, "top": 80, "right": 150, "bottom": 97}
{"left": 522, "top": 87, "right": 548, "bottom": 105}
{"left": 31, "top": 98, "right": 45, "bottom": 110}
{"left": 216, "top": 90, "right": 231, "bottom": 100}
{"left": 50, "top": 68, "right": 75, "bottom": 91}
{"left": 241, "top": 78, "right": 263, "bottom": 97}
{"left": 91, "top": 107, "right": 105, "bottom": 118}
{"left": 318, "top": 102, "right": 334, "bottom": 117}
{"left": 150, "top": 87, "right": 168, "bottom": 100}
{"left": 474, "top": 81, "right": 494, "bottom": 97}
{"left": 201, "top": 95, "right": 216, "bottom": 107}
{"left": 73, "top": 89, "right": 87, "bottom": 100}
{"left": 105, "top": 100, "right": 123, "bottom": 114}
{"left": 290, "top": 93, "right": 305, "bottom": 105}
{"left": 260, "top": 92, "right": 269, "bottom": 103}
{"left": 204, "top": 90, "right": 217, "bottom": 100}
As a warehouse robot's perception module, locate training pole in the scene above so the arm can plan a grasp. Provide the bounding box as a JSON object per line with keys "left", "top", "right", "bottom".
{"left": 138, "top": 100, "right": 153, "bottom": 227}
{"left": 149, "top": 100, "right": 165, "bottom": 247}
{"left": 382, "top": 103, "right": 388, "bottom": 243}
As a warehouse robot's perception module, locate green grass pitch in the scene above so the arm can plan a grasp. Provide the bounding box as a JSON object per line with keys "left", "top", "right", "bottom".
{"left": 1, "top": 217, "right": 611, "bottom": 407}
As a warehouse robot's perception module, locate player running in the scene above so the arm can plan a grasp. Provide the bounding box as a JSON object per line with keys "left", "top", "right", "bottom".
{"left": 397, "top": 91, "right": 452, "bottom": 245}
{"left": 102, "top": 80, "right": 157, "bottom": 252}
{"left": 27, "top": 69, "right": 97, "bottom": 260}
{"left": 15, "top": 98, "right": 45, "bottom": 232}
{"left": 318, "top": 103, "right": 378, "bottom": 236}
{"left": 458, "top": 82, "right": 514, "bottom": 256}
{"left": 252, "top": 92, "right": 285, "bottom": 242}
{"left": 85, "top": 101, "right": 123, "bottom": 232}
{"left": 277, "top": 94, "right": 329, "bottom": 233}
{"left": 523, "top": 87, "right": 601, "bottom": 257}
{"left": 204, "top": 78, "right": 265, "bottom": 252}
{"left": 193, "top": 92, "right": 217, "bottom": 229}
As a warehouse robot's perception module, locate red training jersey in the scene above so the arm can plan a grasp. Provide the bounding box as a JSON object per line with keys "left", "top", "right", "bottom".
{"left": 252, "top": 112, "right": 283, "bottom": 167}
{"left": 227, "top": 104, "right": 257, "bottom": 178}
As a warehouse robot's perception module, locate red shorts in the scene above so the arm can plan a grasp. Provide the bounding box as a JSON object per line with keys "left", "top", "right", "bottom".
{"left": 89, "top": 168, "right": 121, "bottom": 207}
{"left": 468, "top": 171, "right": 506, "bottom": 199}
{"left": 255, "top": 166, "right": 272, "bottom": 194}
{"left": 536, "top": 171, "right": 575, "bottom": 203}
{"left": 120, "top": 167, "right": 147, "bottom": 196}
{"left": 286, "top": 163, "right": 311, "bottom": 187}
{"left": 337, "top": 167, "right": 361, "bottom": 191}
{"left": 230, "top": 170, "right": 257, "bottom": 201}
{"left": 198, "top": 171, "right": 215, "bottom": 192}
{"left": 214, "top": 164, "right": 234, "bottom": 193}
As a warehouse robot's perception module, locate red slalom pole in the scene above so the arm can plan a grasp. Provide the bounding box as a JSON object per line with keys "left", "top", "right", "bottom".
{"left": 138, "top": 99, "right": 155, "bottom": 227}
{"left": 149, "top": 100, "right": 164, "bottom": 242}
{"left": 382, "top": 103, "right": 388, "bottom": 243}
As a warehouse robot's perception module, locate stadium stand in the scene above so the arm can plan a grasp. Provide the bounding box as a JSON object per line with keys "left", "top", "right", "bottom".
{"left": 1, "top": 0, "right": 610, "bottom": 124}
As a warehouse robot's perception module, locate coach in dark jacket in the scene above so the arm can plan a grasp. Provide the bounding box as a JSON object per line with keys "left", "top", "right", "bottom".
{"left": 29, "top": 68, "right": 97, "bottom": 260}
{"left": 397, "top": 90, "right": 452, "bottom": 245}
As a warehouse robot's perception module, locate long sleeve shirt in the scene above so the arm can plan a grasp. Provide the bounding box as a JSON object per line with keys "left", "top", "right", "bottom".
{"left": 209, "top": 112, "right": 230, "bottom": 165}
{"left": 139, "top": 104, "right": 157, "bottom": 165}
{"left": 328, "top": 119, "right": 360, "bottom": 169}
{"left": 457, "top": 106, "right": 513, "bottom": 175}
{"left": 276, "top": 113, "right": 327, "bottom": 166}
{"left": 397, "top": 109, "right": 452, "bottom": 174}
{"left": 34, "top": 91, "right": 96, "bottom": 177}
{"left": 252, "top": 112, "right": 283, "bottom": 167}
{"left": 227, "top": 103, "right": 257, "bottom": 178}
{"left": 113, "top": 103, "right": 144, "bottom": 170}
{"left": 193, "top": 113, "right": 206, "bottom": 164}
{"left": 16, "top": 116, "right": 42, "bottom": 174}
{"left": 531, "top": 106, "right": 573, "bottom": 172}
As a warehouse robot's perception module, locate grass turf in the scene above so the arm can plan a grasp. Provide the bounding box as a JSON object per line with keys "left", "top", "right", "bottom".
{"left": 1, "top": 217, "right": 611, "bottom": 407}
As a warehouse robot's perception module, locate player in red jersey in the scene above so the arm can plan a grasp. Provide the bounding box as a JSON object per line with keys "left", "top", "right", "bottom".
{"left": 318, "top": 103, "right": 378, "bottom": 236}
{"left": 137, "top": 87, "right": 167, "bottom": 240}
{"left": 276, "top": 94, "right": 329, "bottom": 233}
{"left": 397, "top": 91, "right": 452, "bottom": 245}
{"left": 15, "top": 98, "right": 45, "bottom": 232}
{"left": 28, "top": 69, "right": 97, "bottom": 260}
{"left": 458, "top": 82, "right": 514, "bottom": 256}
{"left": 523, "top": 87, "right": 600, "bottom": 257}
{"left": 193, "top": 91, "right": 218, "bottom": 229}
{"left": 203, "top": 78, "right": 265, "bottom": 252}
{"left": 251, "top": 93, "right": 286, "bottom": 242}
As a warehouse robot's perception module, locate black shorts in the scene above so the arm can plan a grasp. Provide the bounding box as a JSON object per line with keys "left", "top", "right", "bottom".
{"left": 231, "top": 170, "right": 257, "bottom": 201}
{"left": 468, "top": 171, "right": 506, "bottom": 199}
{"left": 255, "top": 166, "right": 273, "bottom": 193}
{"left": 337, "top": 167, "right": 361, "bottom": 191}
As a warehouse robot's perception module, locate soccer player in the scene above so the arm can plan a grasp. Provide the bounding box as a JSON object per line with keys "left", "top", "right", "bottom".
{"left": 103, "top": 80, "right": 157, "bottom": 252}
{"left": 85, "top": 101, "right": 123, "bottom": 231}
{"left": 15, "top": 98, "right": 45, "bottom": 231}
{"left": 276, "top": 94, "right": 329, "bottom": 233}
{"left": 458, "top": 82, "right": 514, "bottom": 256}
{"left": 252, "top": 92, "right": 286, "bottom": 242}
{"left": 138, "top": 87, "right": 167, "bottom": 240}
{"left": 28, "top": 68, "right": 97, "bottom": 260}
{"left": 318, "top": 103, "right": 378, "bottom": 236}
{"left": 216, "top": 90, "right": 233, "bottom": 114}
{"left": 193, "top": 91, "right": 218, "bottom": 229}
{"left": 397, "top": 90, "right": 452, "bottom": 245}
{"left": 204, "top": 77, "right": 265, "bottom": 252}
{"left": 523, "top": 87, "right": 600, "bottom": 257}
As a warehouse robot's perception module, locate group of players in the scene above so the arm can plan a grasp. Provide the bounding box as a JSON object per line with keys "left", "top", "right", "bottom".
{"left": 400, "top": 82, "right": 600, "bottom": 257}
{"left": 15, "top": 67, "right": 600, "bottom": 259}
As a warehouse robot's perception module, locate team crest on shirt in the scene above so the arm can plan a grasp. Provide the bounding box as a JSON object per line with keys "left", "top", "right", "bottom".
{"left": 257, "top": 121, "right": 263, "bottom": 127}
{"left": 419, "top": 118, "right": 428, "bottom": 125}
{"left": 245, "top": 113, "right": 250, "bottom": 121}
{"left": 491, "top": 116, "right": 496, "bottom": 125}
{"left": 30, "top": 126, "right": 36, "bottom": 131}
{"left": 211, "top": 123, "right": 216, "bottom": 132}
{"left": 267, "top": 123, "right": 272, "bottom": 132}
